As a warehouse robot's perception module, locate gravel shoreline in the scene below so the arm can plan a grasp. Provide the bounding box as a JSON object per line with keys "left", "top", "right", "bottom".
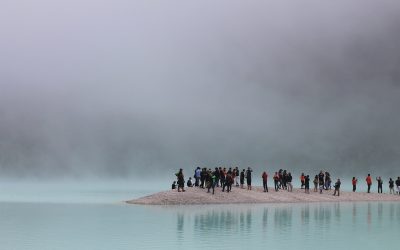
{"left": 127, "top": 186, "right": 400, "bottom": 205}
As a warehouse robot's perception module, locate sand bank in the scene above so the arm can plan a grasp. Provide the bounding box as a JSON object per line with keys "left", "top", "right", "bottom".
{"left": 127, "top": 186, "right": 400, "bottom": 205}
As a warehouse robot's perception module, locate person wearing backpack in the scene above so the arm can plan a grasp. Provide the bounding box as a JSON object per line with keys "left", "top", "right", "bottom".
{"left": 333, "top": 179, "right": 341, "bottom": 196}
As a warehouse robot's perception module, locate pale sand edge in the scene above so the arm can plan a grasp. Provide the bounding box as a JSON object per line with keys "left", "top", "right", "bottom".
{"left": 126, "top": 186, "right": 400, "bottom": 205}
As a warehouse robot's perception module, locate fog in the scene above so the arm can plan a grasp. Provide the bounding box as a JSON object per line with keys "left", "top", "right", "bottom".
{"left": 1, "top": 0, "right": 400, "bottom": 179}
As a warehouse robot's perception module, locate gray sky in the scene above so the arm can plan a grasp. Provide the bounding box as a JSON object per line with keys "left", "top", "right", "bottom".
{"left": 1, "top": 0, "right": 400, "bottom": 178}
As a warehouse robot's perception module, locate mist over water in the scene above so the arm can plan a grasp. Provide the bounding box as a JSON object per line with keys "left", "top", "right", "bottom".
{"left": 1, "top": 0, "right": 400, "bottom": 179}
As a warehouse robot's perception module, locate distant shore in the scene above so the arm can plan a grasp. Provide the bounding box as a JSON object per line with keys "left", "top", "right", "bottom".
{"left": 127, "top": 186, "right": 400, "bottom": 205}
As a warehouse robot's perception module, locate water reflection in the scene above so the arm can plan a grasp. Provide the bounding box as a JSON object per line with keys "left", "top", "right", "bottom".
{"left": 174, "top": 202, "right": 400, "bottom": 242}
{"left": 262, "top": 208, "right": 268, "bottom": 231}
{"left": 367, "top": 203, "right": 371, "bottom": 227}
{"left": 177, "top": 213, "right": 184, "bottom": 241}
{"left": 352, "top": 203, "right": 357, "bottom": 224}
{"left": 314, "top": 204, "right": 332, "bottom": 226}
{"left": 301, "top": 204, "right": 310, "bottom": 225}
{"left": 194, "top": 209, "right": 242, "bottom": 232}
{"left": 274, "top": 206, "right": 293, "bottom": 230}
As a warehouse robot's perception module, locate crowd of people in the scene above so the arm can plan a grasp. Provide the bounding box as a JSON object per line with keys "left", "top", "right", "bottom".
{"left": 172, "top": 168, "right": 400, "bottom": 196}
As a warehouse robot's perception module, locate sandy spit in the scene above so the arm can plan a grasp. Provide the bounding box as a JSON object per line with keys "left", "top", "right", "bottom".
{"left": 127, "top": 186, "right": 400, "bottom": 205}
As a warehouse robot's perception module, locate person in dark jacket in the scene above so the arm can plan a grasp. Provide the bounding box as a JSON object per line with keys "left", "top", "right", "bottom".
{"left": 389, "top": 178, "right": 395, "bottom": 194}
{"left": 246, "top": 167, "right": 253, "bottom": 190}
{"left": 333, "top": 179, "right": 341, "bottom": 196}
{"left": 395, "top": 177, "right": 400, "bottom": 195}
{"left": 262, "top": 171, "right": 268, "bottom": 192}
{"left": 240, "top": 169, "right": 245, "bottom": 189}
{"left": 318, "top": 171, "right": 325, "bottom": 193}
{"left": 305, "top": 175, "right": 310, "bottom": 194}
{"left": 176, "top": 168, "right": 185, "bottom": 192}
{"left": 376, "top": 176, "right": 383, "bottom": 193}
{"left": 224, "top": 172, "right": 233, "bottom": 192}
{"left": 287, "top": 172, "right": 293, "bottom": 192}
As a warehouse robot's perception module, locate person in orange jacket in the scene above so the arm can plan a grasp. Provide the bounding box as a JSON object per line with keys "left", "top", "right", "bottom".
{"left": 366, "top": 174, "right": 372, "bottom": 193}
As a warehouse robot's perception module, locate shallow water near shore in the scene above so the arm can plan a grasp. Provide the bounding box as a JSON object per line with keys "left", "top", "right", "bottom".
{"left": 1, "top": 181, "right": 399, "bottom": 250}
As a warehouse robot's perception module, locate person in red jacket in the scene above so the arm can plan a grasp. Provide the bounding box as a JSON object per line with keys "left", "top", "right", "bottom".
{"left": 366, "top": 174, "right": 372, "bottom": 193}
{"left": 262, "top": 171, "right": 268, "bottom": 192}
{"left": 352, "top": 177, "right": 358, "bottom": 192}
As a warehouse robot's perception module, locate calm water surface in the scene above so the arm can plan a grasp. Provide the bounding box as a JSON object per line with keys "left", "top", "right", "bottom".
{"left": 0, "top": 181, "right": 399, "bottom": 250}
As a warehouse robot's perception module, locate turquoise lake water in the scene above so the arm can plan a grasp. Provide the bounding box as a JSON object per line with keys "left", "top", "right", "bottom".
{"left": 0, "top": 181, "right": 399, "bottom": 250}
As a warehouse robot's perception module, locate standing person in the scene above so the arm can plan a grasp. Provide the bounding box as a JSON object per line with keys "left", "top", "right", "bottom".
{"left": 235, "top": 167, "right": 240, "bottom": 186}
{"left": 333, "top": 179, "right": 341, "bottom": 196}
{"left": 208, "top": 168, "right": 218, "bottom": 195}
{"left": 318, "top": 171, "right": 325, "bottom": 194}
{"left": 262, "top": 171, "right": 268, "bottom": 192}
{"left": 305, "top": 175, "right": 310, "bottom": 194}
{"left": 194, "top": 167, "right": 201, "bottom": 187}
{"left": 225, "top": 172, "right": 233, "bottom": 192}
{"left": 282, "top": 170, "right": 287, "bottom": 190}
{"left": 220, "top": 168, "right": 226, "bottom": 189}
{"left": 210, "top": 174, "right": 217, "bottom": 195}
{"left": 240, "top": 169, "right": 245, "bottom": 189}
{"left": 278, "top": 169, "right": 283, "bottom": 189}
{"left": 389, "top": 178, "right": 395, "bottom": 194}
{"left": 176, "top": 168, "right": 185, "bottom": 192}
{"left": 366, "top": 174, "right": 372, "bottom": 193}
{"left": 313, "top": 175, "right": 318, "bottom": 192}
{"left": 273, "top": 172, "right": 280, "bottom": 191}
{"left": 214, "top": 167, "right": 220, "bottom": 187}
{"left": 396, "top": 177, "right": 400, "bottom": 195}
{"left": 200, "top": 168, "right": 207, "bottom": 188}
{"left": 246, "top": 167, "right": 252, "bottom": 190}
{"left": 287, "top": 172, "right": 293, "bottom": 192}
{"left": 325, "top": 172, "right": 331, "bottom": 190}
{"left": 172, "top": 181, "right": 176, "bottom": 190}
{"left": 352, "top": 177, "right": 358, "bottom": 192}
{"left": 376, "top": 176, "right": 383, "bottom": 193}
{"left": 300, "top": 173, "right": 305, "bottom": 189}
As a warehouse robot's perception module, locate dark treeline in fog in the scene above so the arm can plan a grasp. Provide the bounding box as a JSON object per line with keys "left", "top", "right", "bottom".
{"left": 1, "top": 0, "right": 400, "bottom": 178}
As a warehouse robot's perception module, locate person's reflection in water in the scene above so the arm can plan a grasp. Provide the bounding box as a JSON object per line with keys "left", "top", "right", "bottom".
{"left": 352, "top": 203, "right": 357, "bottom": 224}
{"left": 246, "top": 209, "right": 252, "bottom": 230}
{"left": 301, "top": 204, "right": 310, "bottom": 224}
{"left": 389, "top": 203, "right": 395, "bottom": 220}
{"left": 274, "top": 206, "right": 293, "bottom": 230}
{"left": 239, "top": 210, "right": 245, "bottom": 231}
{"left": 262, "top": 208, "right": 268, "bottom": 232}
{"left": 176, "top": 212, "right": 184, "bottom": 241}
{"left": 367, "top": 203, "right": 372, "bottom": 230}
{"left": 334, "top": 203, "right": 341, "bottom": 219}
{"left": 378, "top": 203, "right": 383, "bottom": 222}
{"left": 314, "top": 204, "right": 332, "bottom": 226}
